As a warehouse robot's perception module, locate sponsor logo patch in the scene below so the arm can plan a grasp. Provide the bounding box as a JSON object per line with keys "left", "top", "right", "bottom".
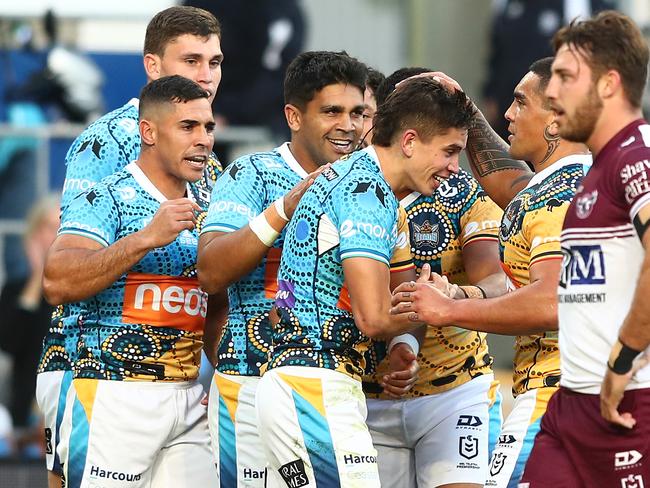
{"left": 121, "top": 274, "right": 207, "bottom": 332}
{"left": 278, "top": 459, "right": 309, "bottom": 487}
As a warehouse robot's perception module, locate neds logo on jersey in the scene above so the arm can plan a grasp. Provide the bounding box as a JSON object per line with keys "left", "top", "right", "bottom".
{"left": 122, "top": 273, "right": 207, "bottom": 332}
{"left": 559, "top": 245, "right": 605, "bottom": 288}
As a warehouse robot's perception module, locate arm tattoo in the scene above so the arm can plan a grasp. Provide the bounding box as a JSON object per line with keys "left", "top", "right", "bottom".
{"left": 466, "top": 112, "right": 531, "bottom": 177}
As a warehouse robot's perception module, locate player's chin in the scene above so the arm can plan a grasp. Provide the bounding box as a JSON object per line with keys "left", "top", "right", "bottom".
{"left": 421, "top": 176, "right": 442, "bottom": 196}
{"left": 181, "top": 166, "right": 205, "bottom": 183}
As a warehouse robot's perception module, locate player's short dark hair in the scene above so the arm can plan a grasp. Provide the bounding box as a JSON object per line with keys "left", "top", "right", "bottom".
{"left": 375, "top": 67, "right": 430, "bottom": 106}
{"left": 553, "top": 10, "right": 649, "bottom": 108}
{"left": 529, "top": 57, "right": 554, "bottom": 93}
{"left": 284, "top": 51, "right": 367, "bottom": 109}
{"left": 366, "top": 68, "right": 386, "bottom": 96}
{"left": 528, "top": 57, "right": 554, "bottom": 108}
{"left": 139, "top": 75, "right": 209, "bottom": 119}
{"left": 372, "top": 77, "right": 476, "bottom": 147}
{"left": 144, "top": 6, "right": 221, "bottom": 56}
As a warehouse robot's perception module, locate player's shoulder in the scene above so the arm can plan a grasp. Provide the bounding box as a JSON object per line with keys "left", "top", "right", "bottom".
{"left": 66, "top": 100, "right": 139, "bottom": 161}
{"left": 80, "top": 100, "right": 138, "bottom": 137}
{"left": 220, "top": 148, "right": 285, "bottom": 180}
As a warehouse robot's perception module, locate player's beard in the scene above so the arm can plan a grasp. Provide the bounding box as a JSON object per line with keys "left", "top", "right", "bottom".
{"left": 559, "top": 83, "right": 603, "bottom": 143}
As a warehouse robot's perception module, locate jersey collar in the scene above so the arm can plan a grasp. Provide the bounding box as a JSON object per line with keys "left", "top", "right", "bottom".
{"left": 526, "top": 153, "right": 593, "bottom": 189}
{"left": 277, "top": 142, "right": 309, "bottom": 178}
{"left": 126, "top": 162, "right": 193, "bottom": 203}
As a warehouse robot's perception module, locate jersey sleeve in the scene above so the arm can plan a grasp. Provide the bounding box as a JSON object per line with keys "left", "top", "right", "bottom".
{"left": 613, "top": 144, "right": 650, "bottom": 236}
{"left": 333, "top": 177, "right": 396, "bottom": 266}
{"left": 61, "top": 116, "right": 140, "bottom": 209}
{"left": 523, "top": 204, "right": 567, "bottom": 268}
{"left": 459, "top": 192, "right": 503, "bottom": 248}
{"left": 59, "top": 186, "right": 119, "bottom": 248}
{"left": 201, "top": 157, "right": 266, "bottom": 235}
{"left": 390, "top": 206, "right": 415, "bottom": 272}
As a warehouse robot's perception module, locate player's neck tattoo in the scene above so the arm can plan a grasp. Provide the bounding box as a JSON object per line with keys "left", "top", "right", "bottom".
{"left": 537, "top": 125, "right": 561, "bottom": 168}
{"left": 466, "top": 112, "right": 531, "bottom": 178}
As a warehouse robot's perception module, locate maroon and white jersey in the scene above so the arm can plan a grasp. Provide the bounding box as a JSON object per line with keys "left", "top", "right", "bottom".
{"left": 559, "top": 119, "right": 650, "bottom": 393}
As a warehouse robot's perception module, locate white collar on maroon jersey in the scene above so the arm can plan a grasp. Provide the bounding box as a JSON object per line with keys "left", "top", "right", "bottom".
{"left": 525, "top": 153, "right": 593, "bottom": 189}
{"left": 277, "top": 142, "right": 309, "bottom": 178}
{"left": 125, "top": 162, "right": 193, "bottom": 203}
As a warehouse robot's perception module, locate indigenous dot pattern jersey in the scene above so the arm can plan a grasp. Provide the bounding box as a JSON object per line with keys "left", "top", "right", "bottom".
{"left": 364, "top": 169, "right": 503, "bottom": 398}
{"left": 559, "top": 120, "right": 650, "bottom": 394}
{"left": 201, "top": 143, "right": 308, "bottom": 377}
{"left": 500, "top": 154, "right": 591, "bottom": 396}
{"left": 270, "top": 147, "right": 400, "bottom": 381}
{"left": 39, "top": 98, "right": 221, "bottom": 374}
{"left": 54, "top": 163, "right": 210, "bottom": 381}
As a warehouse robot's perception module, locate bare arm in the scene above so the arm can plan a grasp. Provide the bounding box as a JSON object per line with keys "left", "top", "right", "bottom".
{"left": 43, "top": 198, "right": 198, "bottom": 305}
{"left": 392, "top": 258, "right": 561, "bottom": 335}
{"left": 466, "top": 110, "right": 533, "bottom": 209}
{"left": 601, "top": 228, "right": 650, "bottom": 427}
{"left": 198, "top": 170, "right": 321, "bottom": 294}
{"left": 344, "top": 257, "right": 420, "bottom": 339}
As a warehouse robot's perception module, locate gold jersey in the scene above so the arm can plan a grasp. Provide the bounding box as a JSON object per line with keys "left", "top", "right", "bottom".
{"left": 500, "top": 156, "right": 590, "bottom": 396}
{"left": 364, "top": 169, "right": 502, "bottom": 398}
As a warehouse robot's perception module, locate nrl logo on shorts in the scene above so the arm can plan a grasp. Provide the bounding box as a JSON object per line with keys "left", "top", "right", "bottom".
{"left": 621, "top": 474, "right": 645, "bottom": 488}
{"left": 458, "top": 435, "right": 479, "bottom": 460}
{"left": 412, "top": 220, "right": 439, "bottom": 249}
{"left": 576, "top": 190, "right": 598, "bottom": 219}
{"left": 489, "top": 452, "right": 506, "bottom": 476}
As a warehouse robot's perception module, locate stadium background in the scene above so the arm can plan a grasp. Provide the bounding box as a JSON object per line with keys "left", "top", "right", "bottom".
{"left": 0, "top": 0, "right": 648, "bottom": 485}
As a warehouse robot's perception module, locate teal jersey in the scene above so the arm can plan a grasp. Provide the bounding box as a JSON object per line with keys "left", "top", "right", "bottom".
{"left": 52, "top": 163, "right": 209, "bottom": 381}
{"left": 39, "top": 98, "right": 221, "bottom": 374}
{"left": 201, "top": 143, "right": 307, "bottom": 376}
{"left": 270, "top": 147, "right": 399, "bottom": 380}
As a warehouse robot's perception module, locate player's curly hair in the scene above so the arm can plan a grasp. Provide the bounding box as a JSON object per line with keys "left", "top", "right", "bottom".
{"left": 372, "top": 77, "right": 475, "bottom": 147}
{"left": 144, "top": 6, "right": 221, "bottom": 56}
{"left": 553, "top": 10, "right": 648, "bottom": 108}
{"left": 139, "top": 75, "right": 209, "bottom": 119}
{"left": 284, "top": 51, "right": 367, "bottom": 108}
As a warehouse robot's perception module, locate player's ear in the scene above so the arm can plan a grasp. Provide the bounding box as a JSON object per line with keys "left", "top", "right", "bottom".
{"left": 284, "top": 104, "right": 302, "bottom": 132}
{"left": 140, "top": 118, "right": 156, "bottom": 146}
{"left": 400, "top": 130, "right": 417, "bottom": 157}
{"left": 598, "top": 69, "right": 621, "bottom": 100}
{"left": 143, "top": 53, "right": 161, "bottom": 80}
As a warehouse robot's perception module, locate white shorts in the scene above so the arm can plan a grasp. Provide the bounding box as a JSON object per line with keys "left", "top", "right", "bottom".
{"left": 58, "top": 378, "right": 217, "bottom": 488}
{"left": 35, "top": 370, "right": 73, "bottom": 473}
{"left": 366, "top": 374, "right": 494, "bottom": 487}
{"left": 256, "top": 366, "right": 380, "bottom": 488}
{"left": 208, "top": 371, "right": 267, "bottom": 487}
{"left": 486, "top": 386, "right": 557, "bottom": 488}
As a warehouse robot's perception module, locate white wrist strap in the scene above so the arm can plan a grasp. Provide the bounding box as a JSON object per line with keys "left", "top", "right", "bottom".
{"left": 249, "top": 212, "right": 279, "bottom": 247}
{"left": 388, "top": 333, "right": 420, "bottom": 356}
{"left": 274, "top": 196, "right": 289, "bottom": 221}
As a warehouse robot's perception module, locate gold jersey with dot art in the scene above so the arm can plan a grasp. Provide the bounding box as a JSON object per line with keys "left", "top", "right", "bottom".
{"left": 500, "top": 155, "right": 590, "bottom": 396}
{"left": 364, "top": 169, "right": 503, "bottom": 398}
